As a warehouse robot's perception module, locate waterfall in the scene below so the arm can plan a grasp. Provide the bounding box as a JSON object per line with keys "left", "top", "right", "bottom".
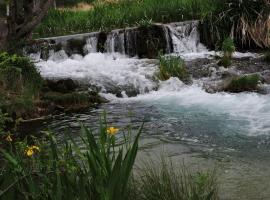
{"left": 165, "top": 21, "right": 207, "bottom": 54}
{"left": 26, "top": 20, "right": 208, "bottom": 60}
{"left": 84, "top": 34, "right": 98, "bottom": 54}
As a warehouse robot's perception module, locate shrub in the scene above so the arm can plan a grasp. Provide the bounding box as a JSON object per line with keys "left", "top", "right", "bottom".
{"left": 157, "top": 55, "right": 191, "bottom": 83}
{"left": 225, "top": 74, "right": 261, "bottom": 93}
{"left": 0, "top": 52, "right": 43, "bottom": 96}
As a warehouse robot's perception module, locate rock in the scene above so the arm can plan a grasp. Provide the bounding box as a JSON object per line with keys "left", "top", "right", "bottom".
{"left": 260, "top": 70, "right": 270, "bottom": 84}
{"left": 136, "top": 25, "right": 169, "bottom": 58}
{"left": 46, "top": 79, "right": 78, "bottom": 93}
{"left": 223, "top": 74, "right": 261, "bottom": 93}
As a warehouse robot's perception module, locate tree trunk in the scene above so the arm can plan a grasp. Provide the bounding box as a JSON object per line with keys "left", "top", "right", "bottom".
{"left": 0, "top": 0, "right": 54, "bottom": 52}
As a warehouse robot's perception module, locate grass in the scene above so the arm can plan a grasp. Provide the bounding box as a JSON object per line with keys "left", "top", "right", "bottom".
{"left": 157, "top": 55, "right": 191, "bottom": 83}
{"left": 0, "top": 114, "right": 219, "bottom": 200}
{"left": 136, "top": 159, "right": 218, "bottom": 200}
{"left": 218, "top": 37, "right": 235, "bottom": 67}
{"left": 35, "top": 0, "right": 216, "bottom": 38}
{"left": 225, "top": 74, "right": 261, "bottom": 93}
{"left": 202, "top": 0, "right": 270, "bottom": 49}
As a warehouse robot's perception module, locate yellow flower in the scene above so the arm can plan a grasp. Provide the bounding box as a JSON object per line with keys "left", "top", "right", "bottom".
{"left": 5, "top": 135, "right": 13, "bottom": 142}
{"left": 107, "top": 127, "right": 119, "bottom": 136}
{"left": 26, "top": 149, "right": 34, "bottom": 157}
{"left": 25, "top": 145, "right": 40, "bottom": 157}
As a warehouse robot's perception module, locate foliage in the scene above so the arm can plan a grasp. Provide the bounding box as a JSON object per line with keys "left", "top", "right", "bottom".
{"left": 0, "top": 52, "right": 43, "bottom": 116}
{"left": 157, "top": 55, "right": 191, "bottom": 83}
{"left": 202, "top": 0, "right": 270, "bottom": 49}
{"left": 0, "top": 52, "right": 43, "bottom": 96}
{"left": 0, "top": 115, "right": 142, "bottom": 200}
{"left": 136, "top": 158, "right": 218, "bottom": 200}
{"left": 225, "top": 74, "right": 261, "bottom": 93}
{"left": 221, "top": 37, "right": 235, "bottom": 58}
{"left": 218, "top": 37, "right": 235, "bottom": 67}
{"left": 35, "top": 0, "right": 215, "bottom": 37}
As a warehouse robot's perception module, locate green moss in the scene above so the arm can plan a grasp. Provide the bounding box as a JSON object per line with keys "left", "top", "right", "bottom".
{"left": 43, "top": 91, "right": 91, "bottom": 106}
{"left": 218, "top": 56, "right": 232, "bottom": 68}
{"left": 157, "top": 56, "right": 191, "bottom": 83}
{"left": 225, "top": 74, "right": 260, "bottom": 93}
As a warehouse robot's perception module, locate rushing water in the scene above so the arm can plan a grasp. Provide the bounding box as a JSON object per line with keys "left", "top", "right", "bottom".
{"left": 31, "top": 22, "right": 270, "bottom": 199}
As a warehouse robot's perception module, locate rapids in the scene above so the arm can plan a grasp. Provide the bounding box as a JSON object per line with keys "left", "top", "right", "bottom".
{"left": 31, "top": 21, "right": 270, "bottom": 200}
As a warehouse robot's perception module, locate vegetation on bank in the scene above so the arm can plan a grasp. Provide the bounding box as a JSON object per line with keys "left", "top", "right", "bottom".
{"left": 0, "top": 52, "right": 42, "bottom": 117}
{"left": 224, "top": 74, "right": 261, "bottom": 93}
{"left": 35, "top": 0, "right": 270, "bottom": 50}
{"left": 157, "top": 55, "right": 191, "bottom": 83}
{"left": 0, "top": 52, "right": 105, "bottom": 120}
{"left": 0, "top": 114, "right": 219, "bottom": 200}
{"left": 35, "top": 0, "right": 215, "bottom": 38}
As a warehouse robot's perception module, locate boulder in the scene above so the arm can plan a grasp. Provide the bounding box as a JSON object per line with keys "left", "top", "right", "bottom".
{"left": 46, "top": 79, "right": 78, "bottom": 93}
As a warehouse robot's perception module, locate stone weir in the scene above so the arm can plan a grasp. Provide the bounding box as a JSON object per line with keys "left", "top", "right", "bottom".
{"left": 25, "top": 20, "right": 206, "bottom": 59}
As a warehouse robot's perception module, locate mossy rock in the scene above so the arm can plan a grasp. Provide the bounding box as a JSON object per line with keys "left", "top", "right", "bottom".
{"left": 218, "top": 56, "right": 232, "bottom": 68}
{"left": 224, "top": 74, "right": 261, "bottom": 93}
{"left": 157, "top": 56, "right": 191, "bottom": 84}
{"left": 264, "top": 51, "right": 270, "bottom": 63}
{"left": 42, "top": 91, "right": 107, "bottom": 110}
{"left": 45, "top": 79, "right": 78, "bottom": 93}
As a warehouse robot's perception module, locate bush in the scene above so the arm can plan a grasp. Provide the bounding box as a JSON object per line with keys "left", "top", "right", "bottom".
{"left": 225, "top": 74, "right": 260, "bottom": 93}
{"left": 0, "top": 52, "right": 43, "bottom": 96}
{"left": 157, "top": 55, "right": 191, "bottom": 83}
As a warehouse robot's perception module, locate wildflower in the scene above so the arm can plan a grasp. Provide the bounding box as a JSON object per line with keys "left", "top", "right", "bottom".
{"left": 107, "top": 127, "right": 119, "bottom": 136}
{"left": 5, "top": 135, "right": 13, "bottom": 142}
{"left": 25, "top": 145, "right": 40, "bottom": 157}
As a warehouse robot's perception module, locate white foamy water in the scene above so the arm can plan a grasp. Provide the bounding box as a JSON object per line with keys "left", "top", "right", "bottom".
{"left": 37, "top": 52, "right": 270, "bottom": 137}
{"left": 37, "top": 53, "right": 158, "bottom": 94}
{"left": 115, "top": 78, "right": 270, "bottom": 136}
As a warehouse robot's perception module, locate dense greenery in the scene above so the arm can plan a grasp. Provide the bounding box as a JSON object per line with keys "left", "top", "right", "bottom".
{"left": 35, "top": 0, "right": 216, "bottom": 37}
{"left": 0, "top": 52, "right": 43, "bottom": 115}
{"left": 202, "top": 0, "right": 270, "bottom": 48}
{"left": 0, "top": 115, "right": 218, "bottom": 200}
{"left": 157, "top": 55, "right": 191, "bottom": 83}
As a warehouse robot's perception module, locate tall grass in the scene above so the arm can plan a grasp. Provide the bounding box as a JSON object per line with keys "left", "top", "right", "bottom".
{"left": 35, "top": 0, "right": 216, "bottom": 37}
{"left": 136, "top": 159, "right": 218, "bottom": 200}
{"left": 0, "top": 114, "right": 219, "bottom": 200}
{"left": 202, "top": 0, "right": 270, "bottom": 49}
{"left": 157, "top": 55, "right": 191, "bottom": 83}
{"left": 0, "top": 115, "right": 142, "bottom": 200}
